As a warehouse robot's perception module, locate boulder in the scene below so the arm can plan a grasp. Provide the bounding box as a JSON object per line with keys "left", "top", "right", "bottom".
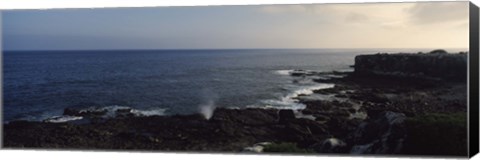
{"left": 350, "top": 111, "right": 406, "bottom": 154}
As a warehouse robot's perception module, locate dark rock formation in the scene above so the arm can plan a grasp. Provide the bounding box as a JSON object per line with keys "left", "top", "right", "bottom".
{"left": 63, "top": 107, "right": 108, "bottom": 117}
{"left": 278, "top": 110, "right": 295, "bottom": 123}
{"left": 349, "top": 111, "right": 407, "bottom": 154}
{"left": 354, "top": 52, "right": 467, "bottom": 81}
{"left": 429, "top": 49, "right": 448, "bottom": 54}
{"left": 3, "top": 108, "right": 328, "bottom": 151}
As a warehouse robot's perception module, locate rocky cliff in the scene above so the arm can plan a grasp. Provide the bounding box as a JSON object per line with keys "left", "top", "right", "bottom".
{"left": 354, "top": 52, "right": 467, "bottom": 81}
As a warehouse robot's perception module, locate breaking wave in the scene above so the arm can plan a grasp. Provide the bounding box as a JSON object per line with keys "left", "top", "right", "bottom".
{"left": 77, "top": 105, "right": 167, "bottom": 117}
{"left": 44, "top": 115, "right": 83, "bottom": 123}
{"left": 275, "top": 69, "right": 295, "bottom": 76}
{"left": 259, "top": 83, "right": 335, "bottom": 110}
{"left": 42, "top": 105, "right": 167, "bottom": 123}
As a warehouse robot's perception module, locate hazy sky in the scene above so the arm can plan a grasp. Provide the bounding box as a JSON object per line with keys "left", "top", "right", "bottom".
{"left": 1, "top": 1, "right": 470, "bottom": 50}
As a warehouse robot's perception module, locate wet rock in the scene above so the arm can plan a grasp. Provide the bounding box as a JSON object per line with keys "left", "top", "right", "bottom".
{"left": 313, "top": 78, "right": 335, "bottom": 83}
{"left": 278, "top": 109, "right": 295, "bottom": 124}
{"left": 294, "top": 118, "right": 328, "bottom": 135}
{"left": 348, "top": 108, "right": 356, "bottom": 113}
{"left": 115, "top": 108, "right": 135, "bottom": 118}
{"left": 350, "top": 92, "right": 389, "bottom": 103}
{"left": 63, "top": 107, "right": 107, "bottom": 117}
{"left": 326, "top": 117, "right": 362, "bottom": 137}
{"left": 211, "top": 108, "right": 278, "bottom": 126}
{"left": 116, "top": 108, "right": 132, "bottom": 114}
{"left": 63, "top": 108, "right": 82, "bottom": 116}
{"left": 315, "top": 115, "right": 330, "bottom": 122}
{"left": 366, "top": 108, "right": 384, "bottom": 119}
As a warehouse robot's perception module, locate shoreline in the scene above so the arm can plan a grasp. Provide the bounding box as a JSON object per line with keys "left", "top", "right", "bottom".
{"left": 3, "top": 52, "right": 468, "bottom": 156}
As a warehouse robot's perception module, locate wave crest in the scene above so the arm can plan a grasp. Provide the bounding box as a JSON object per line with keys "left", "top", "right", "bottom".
{"left": 260, "top": 83, "right": 335, "bottom": 110}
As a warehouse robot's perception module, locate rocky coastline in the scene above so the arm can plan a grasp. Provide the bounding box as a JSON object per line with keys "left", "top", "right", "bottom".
{"left": 3, "top": 51, "right": 468, "bottom": 156}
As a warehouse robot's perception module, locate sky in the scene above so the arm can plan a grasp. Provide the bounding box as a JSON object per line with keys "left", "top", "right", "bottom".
{"left": 1, "top": 1, "right": 470, "bottom": 50}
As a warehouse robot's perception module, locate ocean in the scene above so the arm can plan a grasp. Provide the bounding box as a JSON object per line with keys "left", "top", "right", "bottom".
{"left": 2, "top": 48, "right": 465, "bottom": 122}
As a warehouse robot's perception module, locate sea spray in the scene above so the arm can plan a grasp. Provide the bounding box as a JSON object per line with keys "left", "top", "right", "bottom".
{"left": 198, "top": 89, "right": 218, "bottom": 120}
{"left": 199, "top": 99, "right": 216, "bottom": 120}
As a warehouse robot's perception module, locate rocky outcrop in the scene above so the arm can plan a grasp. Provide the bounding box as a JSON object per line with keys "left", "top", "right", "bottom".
{"left": 354, "top": 52, "right": 467, "bottom": 81}
{"left": 349, "top": 111, "right": 406, "bottom": 154}
{"left": 3, "top": 108, "right": 329, "bottom": 151}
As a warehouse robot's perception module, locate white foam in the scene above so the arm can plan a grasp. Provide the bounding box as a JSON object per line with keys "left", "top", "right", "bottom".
{"left": 335, "top": 68, "right": 354, "bottom": 72}
{"left": 243, "top": 142, "right": 272, "bottom": 153}
{"left": 295, "top": 111, "right": 316, "bottom": 120}
{"left": 42, "top": 106, "right": 167, "bottom": 123}
{"left": 261, "top": 83, "right": 335, "bottom": 110}
{"left": 78, "top": 105, "right": 166, "bottom": 117}
{"left": 44, "top": 115, "right": 83, "bottom": 123}
{"left": 290, "top": 84, "right": 334, "bottom": 97}
{"left": 130, "top": 108, "right": 167, "bottom": 116}
{"left": 274, "top": 69, "right": 294, "bottom": 76}
{"left": 326, "top": 74, "right": 346, "bottom": 78}
{"left": 261, "top": 103, "right": 306, "bottom": 110}
{"left": 323, "top": 138, "right": 347, "bottom": 148}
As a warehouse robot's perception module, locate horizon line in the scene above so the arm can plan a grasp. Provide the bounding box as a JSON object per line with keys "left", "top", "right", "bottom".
{"left": 2, "top": 47, "right": 470, "bottom": 52}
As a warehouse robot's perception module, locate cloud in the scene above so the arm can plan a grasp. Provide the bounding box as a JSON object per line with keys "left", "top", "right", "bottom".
{"left": 407, "top": 2, "right": 469, "bottom": 25}
{"left": 345, "top": 12, "right": 369, "bottom": 23}
{"left": 4, "top": 2, "right": 470, "bottom": 50}
{"left": 380, "top": 21, "right": 408, "bottom": 30}
{"left": 259, "top": 5, "right": 312, "bottom": 14}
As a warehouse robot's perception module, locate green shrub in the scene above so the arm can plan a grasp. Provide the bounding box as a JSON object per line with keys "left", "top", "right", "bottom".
{"left": 403, "top": 112, "right": 467, "bottom": 156}
{"left": 263, "top": 142, "right": 313, "bottom": 153}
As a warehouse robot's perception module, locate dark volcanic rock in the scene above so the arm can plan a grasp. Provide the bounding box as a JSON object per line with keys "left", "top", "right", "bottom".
{"left": 280, "top": 119, "right": 328, "bottom": 147}
{"left": 4, "top": 107, "right": 335, "bottom": 152}
{"left": 326, "top": 117, "right": 362, "bottom": 138}
{"left": 278, "top": 109, "right": 295, "bottom": 123}
{"left": 349, "top": 111, "right": 407, "bottom": 154}
{"left": 429, "top": 49, "right": 448, "bottom": 54}
{"left": 63, "top": 108, "right": 83, "bottom": 116}
{"left": 63, "top": 107, "right": 107, "bottom": 117}
{"left": 350, "top": 92, "right": 389, "bottom": 103}
{"left": 211, "top": 108, "right": 278, "bottom": 126}
{"left": 315, "top": 115, "right": 330, "bottom": 122}
{"left": 354, "top": 52, "right": 467, "bottom": 81}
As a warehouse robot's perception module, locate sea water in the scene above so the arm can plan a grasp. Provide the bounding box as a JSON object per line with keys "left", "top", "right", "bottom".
{"left": 3, "top": 48, "right": 457, "bottom": 121}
